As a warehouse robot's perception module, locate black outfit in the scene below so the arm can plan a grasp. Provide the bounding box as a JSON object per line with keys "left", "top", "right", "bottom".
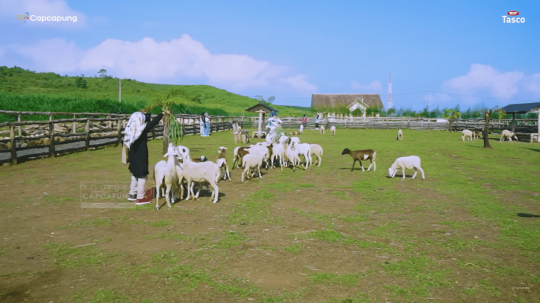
{"left": 128, "top": 113, "right": 163, "bottom": 178}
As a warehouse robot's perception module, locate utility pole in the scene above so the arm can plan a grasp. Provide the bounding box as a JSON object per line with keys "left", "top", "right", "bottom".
{"left": 428, "top": 91, "right": 431, "bottom": 113}
{"left": 119, "top": 78, "right": 121, "bottom": 103}
{"left": 388, "top": 73, "right": 393, "bottom": 109}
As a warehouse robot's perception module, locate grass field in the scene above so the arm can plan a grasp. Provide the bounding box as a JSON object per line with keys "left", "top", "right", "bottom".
{"left": 0, "top": 129, "right": 539, "bottom": 302}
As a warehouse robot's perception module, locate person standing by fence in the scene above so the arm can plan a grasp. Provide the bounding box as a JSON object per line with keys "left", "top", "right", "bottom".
{"left": 315, "top": 115, "right": 320, "bottom": 129}
{"left": 122, "top": 109, "right": 166, "bottom": 204}
{"left": 204, "top": 112, "right": 211, "bottom": 136}
{"left": 199, "top": 112, "right": 205, "bottom": 136}
{"left": 301, "top": 114, "right": 308, "bottom": 129}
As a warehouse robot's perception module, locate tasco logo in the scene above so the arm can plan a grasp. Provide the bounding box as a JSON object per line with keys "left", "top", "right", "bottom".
{"left": 16, "top": 12, "right": 30, "bottom": 23}
{"left": 16, "top": 12, "right": 78, "bottom": 23}
{"left": 502, "top": 11, "right": 525, "bottom": 23}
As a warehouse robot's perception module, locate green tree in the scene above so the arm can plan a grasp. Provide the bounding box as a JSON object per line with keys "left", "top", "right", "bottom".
{"left": 98, "top": 69, "right": 107, "bottom": 78}
{"left": 254, "top": 95, "right": 275, "bottom": 105}
{"left": 75, "top": 77, "right": 87, "bottom": 89}
{"left": 442, "top": 109, "right": 461, "bottom": 131}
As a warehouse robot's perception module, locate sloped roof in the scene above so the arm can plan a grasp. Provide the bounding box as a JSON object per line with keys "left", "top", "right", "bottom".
{"left": 245, "top": 102, "right": 278, "bottom": 113}
{"left": 311, "top": 94, "right": 383, "bottom": 109}
{"left": 501, "top": 102, "right": 540, "bottom": 114}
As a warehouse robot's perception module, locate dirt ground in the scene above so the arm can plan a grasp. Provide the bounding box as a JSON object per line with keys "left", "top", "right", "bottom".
{"left": 0, "top": 129, "right": 539, "bottom": 302}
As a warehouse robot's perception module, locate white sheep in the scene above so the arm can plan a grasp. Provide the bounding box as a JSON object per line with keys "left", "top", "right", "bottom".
{"left": 154, "top": 143, "right": 181, "bottom": 210}
{"left": 294, "top": 142, "right": 311, "bottom": 169}
{"left": 241, "top": 149, "right": 267, "bottom": 182}
{"left": 500, "top": 130, "right": 518, "bottom": 142}
{"left": 184, "top": 159, "right": 226, "bottom": 199}
{"left": 320, "top": 125, "right": 325, "bottom": 134}
{"left": 397, "top": 129, "right": 403, "bottom": 140}
{"left": 330, "top": 126, "right": 336, "bottom": 136}
{"left": 177, "top": 156, "right": 221, "bottom": 203}
{"left": 299, "top": 124, "right": 304, "bottom": 133}
{"left": 388, "top": 156, "right": 425, "bottom": 180}
{"left": 283, "top": 141, "right": 300, "bottom": 172}
{"left": 309, "top": 144, "right": 323, "bottom": 167}
{"left": 271, "top": 141, "right": 286, "bottom": 170}
{"left": 216, "top": 146, "right": 231, "bottom": 180}
{"left": 462, "top": 130, "right": 473, "bottom": 141}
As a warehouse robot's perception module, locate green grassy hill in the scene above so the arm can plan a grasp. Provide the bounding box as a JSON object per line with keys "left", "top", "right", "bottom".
{"left": 0, "top": 66, "right": 312, "bottom": 121}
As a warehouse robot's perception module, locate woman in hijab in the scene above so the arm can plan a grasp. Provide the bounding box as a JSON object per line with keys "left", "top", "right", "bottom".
{"left": 199, "top": 112, "right": 206, "bottom": 137}
{"left": 315, "top": 115, "right": 320, "bottom": 129}
{"left": 301, "top": 114, "right": 308, "bottom": 129}
{"left": 123, "top": 108, "right": 166, "bottom": 204}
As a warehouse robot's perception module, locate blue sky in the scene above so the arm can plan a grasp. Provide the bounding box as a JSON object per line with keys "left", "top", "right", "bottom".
{"left": 1, "top": 0, "right": 538, "bottom": 110}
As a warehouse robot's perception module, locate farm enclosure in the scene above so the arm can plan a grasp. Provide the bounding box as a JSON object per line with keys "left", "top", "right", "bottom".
{"left": 0, "top": 129, "right": 539, "bottom": 302}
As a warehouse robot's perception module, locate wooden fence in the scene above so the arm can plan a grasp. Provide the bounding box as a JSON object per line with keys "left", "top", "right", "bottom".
{"left": 1, "top": 110, "right": 538, "bottom": 165}
{"left": 0, "top": 110, "right": 248, "bottom": 165}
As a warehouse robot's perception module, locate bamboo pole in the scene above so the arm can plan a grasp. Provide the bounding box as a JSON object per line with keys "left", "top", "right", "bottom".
{"left": 72, "top": 114, "right": 77, "bottom": 133}
{"left": 49, "top": 121, "right": 56, "bottom": 158}
{"left": 85, "top": 119, "right": 91, "bottom": 150}
{"left": 10, "top": 125, "right": 17, "bottom": 165}
{"left": 17, "top": 114, "right": 21, "bottom": 136}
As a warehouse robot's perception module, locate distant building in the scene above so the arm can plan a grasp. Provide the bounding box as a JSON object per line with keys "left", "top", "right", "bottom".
{"left": 311, "top": 94, "right": 383, "bottom": 117}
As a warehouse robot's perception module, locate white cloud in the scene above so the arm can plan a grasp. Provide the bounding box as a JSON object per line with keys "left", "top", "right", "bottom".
{"left": 0, "top": 0, "right": 87, "bottom": 28}
{"left": 1, "top": 34, "right": 317, "bottom": 94}
{"left": 351, "top": 80, "right": 382, "bottom": 91}
{"left": 443, "top": 64, "right": 525, "bottom": 99}
{"left": 524, "top": 73, "right": 540, "bottom": 95}
{"left": 279, "top": 75, "right": 317, "bottom": 94}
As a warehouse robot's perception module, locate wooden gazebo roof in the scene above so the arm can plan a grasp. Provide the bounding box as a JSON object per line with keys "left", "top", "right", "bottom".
{"left": 245, "top": 102, "right": 278, "bottom": 113}
{"left": 501, "top": 102, "right": 540, "bottom": 114}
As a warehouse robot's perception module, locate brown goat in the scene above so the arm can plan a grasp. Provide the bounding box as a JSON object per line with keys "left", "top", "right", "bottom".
{"left": 232, "top": 147, "right": 250, "bottom": 169}
{"left": 289, "top": 131, "right": 301, "bottom": 135}
{"left": 341, "top": 148, "right": 377, "bottom": 172}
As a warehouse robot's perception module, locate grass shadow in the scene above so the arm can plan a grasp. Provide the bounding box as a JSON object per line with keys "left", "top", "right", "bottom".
{"left": 517, "top": 213, "right": 540, "bottom": 218}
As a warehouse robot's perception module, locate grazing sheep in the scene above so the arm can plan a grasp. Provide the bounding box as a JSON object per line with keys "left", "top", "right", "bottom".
{"left": 500, "top": 130, "right": 518, "bottom": 142}
{"left": 473, "top": 130, "right": 481, "bottom": 140}
{"left": 309, "top": 144, "right": 323, "bottom": 167}
{"left": 330, "top": 126, "right": 336, "bottom": 136}
{"left": 462, "top": 129, "right": 473, "bottom": 141}
{"left": 397, "top": 129, "right": 403, "bottom": 140}
{"left": 320, "top": 125, "right": 325, "bottom": 134}
{"left": 154, "top": 143, "right": 181, "bottom": 210}
{"left": 241, "top": 149, "right": 267, "bottom": 182}
{"left": 341, "top": 148, "right": 376, "bottom": 172}
{"left": 178, "top": 157, "right": 221, "bottom": 203}
{"left": 388, "top": 156, "right": 425, "bottom": 180}
{"left": 216, "top": 147, "right": 231, "bottom": 180}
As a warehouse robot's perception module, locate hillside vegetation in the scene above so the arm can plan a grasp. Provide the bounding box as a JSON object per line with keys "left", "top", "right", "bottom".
{"left": 0, "top": 66, "right": 312, "bottom": 121}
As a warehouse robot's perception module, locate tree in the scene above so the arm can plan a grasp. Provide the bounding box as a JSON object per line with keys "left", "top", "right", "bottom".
{"left": 98, "top": 69, "right": 107, "bottom": 78}
{"left": 481, "top": 107, "right": 501, "bottom": 149}
{"left": 254, "top": 95, "right": 275, "bottom": 105}
{"left": 75, "top": 77, "right": 87, "bottom": 89}
{"left": 442, "top": 109, "right": 461, "bottom": 131}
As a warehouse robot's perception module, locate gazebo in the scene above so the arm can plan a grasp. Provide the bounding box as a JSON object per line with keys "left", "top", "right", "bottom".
{"left": 501, "top": 102, "right": 540, "bottom": 133}
{"left": 245, "top": 101, "right": 278, "bottom": 138}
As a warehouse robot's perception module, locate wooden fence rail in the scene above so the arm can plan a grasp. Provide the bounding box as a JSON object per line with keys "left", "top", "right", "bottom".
{"left": 0, "top": 115, "right": 245, "bottom": 165}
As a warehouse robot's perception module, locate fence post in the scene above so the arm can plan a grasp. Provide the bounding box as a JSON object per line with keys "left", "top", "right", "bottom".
{"left": 116, "top": 119, "right": 122, "bottom": 147}
{"left": 72, "top": 114, "right": 77, "bottom": 133}
{"left": 10, "top": 124, "right": 17, "bottom": 165}
{"left": 85, "top": 119, "right": 91, "bottom": 151}
{"left": 49, "top": 113, "right": 52, "bottom": 121}
{"left": 49, "top": 121, "right": 55, "bottom": 158}
{"left": 17, "top": 114, "right": 21, "bottom": 136}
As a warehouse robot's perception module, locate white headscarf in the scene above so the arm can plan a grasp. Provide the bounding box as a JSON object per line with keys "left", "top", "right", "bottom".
{"left": 123, "top": 112, "right": 147, "bottom": 149}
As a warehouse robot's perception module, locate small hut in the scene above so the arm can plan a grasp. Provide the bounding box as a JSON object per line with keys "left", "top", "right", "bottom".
{"left": 501, "top": 102, "right": 540, "bottom": 133}
{"left": 245, "top": 101, "right": 278, "bottom": 138}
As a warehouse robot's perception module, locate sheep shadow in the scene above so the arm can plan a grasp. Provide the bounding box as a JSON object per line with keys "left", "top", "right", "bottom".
{"left": 525, "top": 148, "right": 540, "bottom": 153}
{"left": 517, "top": 213, "right": 540, "bottom": 218}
